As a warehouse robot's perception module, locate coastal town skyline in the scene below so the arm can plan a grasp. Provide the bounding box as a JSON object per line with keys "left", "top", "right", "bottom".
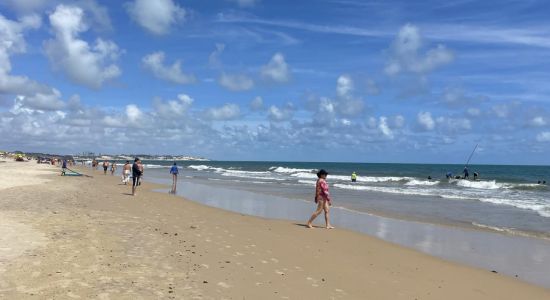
{"left": 1, "top": 0, "right": 550, "bottom": 164}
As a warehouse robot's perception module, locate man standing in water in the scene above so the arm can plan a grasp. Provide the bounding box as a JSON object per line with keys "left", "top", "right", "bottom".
{"left": 170, "top": 162, "right": 179, "bottom": 193}
{"left": 131, "top": 158, "right": 143, "bottom": 196}
{"left": 463, "top": 166, "right": 469, "bottom": 179}
{"left": 351, "top": 172, "right": 357, "bottom": 183}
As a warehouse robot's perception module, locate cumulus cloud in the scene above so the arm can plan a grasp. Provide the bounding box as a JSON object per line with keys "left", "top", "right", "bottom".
{"left": 393, "top": 115, "right": 405, "bottom": 128}
{"left": 205, "top": 103, "right": 241, "bottom": 120}
{"left": 336, "top": 75, "right": 353, "bottom": 97}
{"left": 219, "top": 72, "right": 254, "bottom": 91}
{"left": 0, "top": 13, "right": 70, "bottom": 112}
{"left": 385, "top": 24, "right": 454, "bottom": 76}
{"left": 530, "top": 116, "right": 546, "bottom": 127}
{"left": 153, "top": 93, "right": 194, "bottom": 118}
{"left": 0, "top": 13, "right": 44, "bottom": 94}
{"left": 126, "top": 104, "right": 143, "bottom": 123}
{"left": 16, "top": 90, "right": 65, "bottom": 111}
{"left": 417, "top": 111, "right": 435, "bottom": 131}
{"left": 142, "top": 51, "right": 196, "bottom": 84}
{"left": 261, "top": 53, "right": 290, "bottom": 83}
{"left": 209, "top": 43, "right": 225, "bottom": 68}
{"left": 536, "top": 131, "right": 550, "bottom": 142}
{"left": 378, "top": 116, "right": 394, "bottom": 139}
{"left": 435, "top": 116, "right": 471, "bottom": 132}
{"left": 250, "top": 96, "right": 263, "bottom": 111}
{"left": 126, "top": 0, "right": 185, "bottom": 35}
{"left": 44, "top": 5, "right": 121, "bottom": 88}
{"left": 78, "top": 0, "right": 113, "bottom": 31}
{"left": 268, "top": 104, "right": 293, "bottom": 122}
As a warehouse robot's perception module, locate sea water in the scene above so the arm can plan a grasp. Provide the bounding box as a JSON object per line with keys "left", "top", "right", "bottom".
{"left": 136, "top": 161, "right": 550, "bottom": 287}
{"left": 141, "top": 161, "right": 550, "bottom": 237}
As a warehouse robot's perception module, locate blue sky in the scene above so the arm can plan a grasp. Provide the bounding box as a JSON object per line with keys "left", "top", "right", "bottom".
{"left": 1, "top": 0, "right": 549, "bottom": 164}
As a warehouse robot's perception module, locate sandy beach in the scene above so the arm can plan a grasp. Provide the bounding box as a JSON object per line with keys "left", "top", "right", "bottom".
{"left": 0, "top": 160, "right": 549, "bottom": 299}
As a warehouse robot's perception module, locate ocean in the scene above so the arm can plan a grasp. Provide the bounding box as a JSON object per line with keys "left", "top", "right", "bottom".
{"left": 137, "top": 161, "right": 550, "bottom": 238}
{"left": 89, "top": 159, "right": 550, "bottom": 287}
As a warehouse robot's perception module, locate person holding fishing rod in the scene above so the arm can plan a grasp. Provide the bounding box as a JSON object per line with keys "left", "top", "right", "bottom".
{"left": 461, "top": 144, "right": 478, "bottom": 180}
{"left": 463, "top": 166, "right": 469, "bottom": 179}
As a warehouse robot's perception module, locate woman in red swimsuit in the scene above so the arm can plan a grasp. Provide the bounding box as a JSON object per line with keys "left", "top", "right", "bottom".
{"left": 306, "top": 169, "right": 334, "bottom": 229}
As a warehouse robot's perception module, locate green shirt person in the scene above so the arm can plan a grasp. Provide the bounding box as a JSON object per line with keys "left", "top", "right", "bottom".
{"left": 351, "top": 172, "right": 357, "bottom": 182}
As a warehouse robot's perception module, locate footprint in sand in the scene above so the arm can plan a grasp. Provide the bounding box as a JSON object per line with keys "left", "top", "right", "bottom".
{"left": 217, "top": 282, "right": 231, "bottom": 288}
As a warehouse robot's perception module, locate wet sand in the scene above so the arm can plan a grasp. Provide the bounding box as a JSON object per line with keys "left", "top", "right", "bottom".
{"left": 0, "top": 161, "right": 549, "bottom": 299}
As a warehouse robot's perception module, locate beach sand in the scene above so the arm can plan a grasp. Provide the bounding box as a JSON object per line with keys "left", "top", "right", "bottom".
{"left": 0, "top": 161, "right": 549, "bottom": 299}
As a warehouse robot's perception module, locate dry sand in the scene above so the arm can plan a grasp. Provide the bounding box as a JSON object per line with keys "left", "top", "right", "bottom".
{"left": 0, "top": 161, "right": 549, "bottom": 299}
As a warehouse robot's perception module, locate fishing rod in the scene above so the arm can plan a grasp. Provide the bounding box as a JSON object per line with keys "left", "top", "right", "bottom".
{"left": 465, "top": 144, "right": 478, "bottom": 167}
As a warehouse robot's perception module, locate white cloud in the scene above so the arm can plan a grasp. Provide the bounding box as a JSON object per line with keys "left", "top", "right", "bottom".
{"left": 44, "top": 5, "right": 121, "bottom": 88}
{"left": 393, "top": 115, "right": 405, "bottom": 128}
{"left": 219, "top": 72, "right": 254, "bottom": 91}
{"left": 378, "top": 116, "right": 394, "bottom": 139}
{"left": 208, "top": 43, "right": 225, "bottom": 68}
{"left": 78, "top": 0, "right": 113, "bottom": 31}
{"left": 417, "top": 111, "right": 435, "bottom": 131}
{"left": 228, "top": 0, "right": 259, "bottom": 8}
{"left": 385, "top": 24, "right": 454, "bottom": 76}
{"left": 205, "top": 103, "right": 241, "bottom": 120}
{"left": 126, "top": 104, "right": 143, "bottom": 124}
{"left": 16, "top": 90, "right": 65, "bottom": 111}
{"left": 142, "top": 51, "right": 196, "bottom": 84}
{"left": 536, "top": 131, "right": 550, "bottom": 142}
{"left": 436, "top": 116, "right": 471, "bottom": 132}
{"left": 336, "top": 98, "right": 364, "bottom": 117}
{"left": 268, "top": 105, "right": 293, "bottom": 122}
{"left": 261, "top": 52, "right": 290, "bottom": 83}
{"left": 153, "top": 93, "right": 194, "bottom": 118}
{"left": 0, "top": 13, "right": 44, "bottom": 94}
{"left": 250, "top": 96, "right": 263, "bottom": 111}
{"left": 126, "top": 0, "right": 185, "bottom": 35}
{"left": 530, "top": 116, "right": 546, "bottom": 127}
{"left": 336, "top": 75, "right": 353, "bottom": 97}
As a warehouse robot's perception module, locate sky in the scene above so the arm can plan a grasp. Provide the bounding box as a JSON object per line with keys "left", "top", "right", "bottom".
{"left": 1, "top": 0, "right": 549, "bottom": 164}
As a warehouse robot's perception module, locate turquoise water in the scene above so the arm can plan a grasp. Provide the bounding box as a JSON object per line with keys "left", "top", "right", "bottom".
{"left": 123, "top": 160, "right": 550, "bottom": 236}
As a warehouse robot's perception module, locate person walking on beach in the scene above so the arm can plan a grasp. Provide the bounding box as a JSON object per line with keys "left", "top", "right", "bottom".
{"left": 103, "top": 160, "right": 109, "bottom": 175}
{"left": 138, "top": 160, "right": 144, "bottom": 186}
{"left": 169, "top": 162, "right": 179, "bottom": 193}
{"left": 307, "top": 169, "right": 334, "bottom": 229}
{"left": 61, "top": 159, "right": 67, "bottom": 176}
{"left": 122, "top": 161, "right": 131, "bottom": 184}
{"left": 132, "top": 158, "right": 143, "bottom": 196}
{"left": 110, "top": 161, "right": 117, "bottom": 175}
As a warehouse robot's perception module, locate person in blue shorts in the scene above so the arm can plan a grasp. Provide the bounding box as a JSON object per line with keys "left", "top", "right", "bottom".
{"left": 170, "top": 162, "right": 179, "bottom": 193}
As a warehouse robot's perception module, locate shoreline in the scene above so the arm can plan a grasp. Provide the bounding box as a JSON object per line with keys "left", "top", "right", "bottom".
{"left": 148, "top": 176, "right": 550, "bottom": 288}
{"left": 151, "top": 173, "right": 550, "bottom": 241}
{"left": 1, "top": 161, "right": 549, "bottom": 298}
